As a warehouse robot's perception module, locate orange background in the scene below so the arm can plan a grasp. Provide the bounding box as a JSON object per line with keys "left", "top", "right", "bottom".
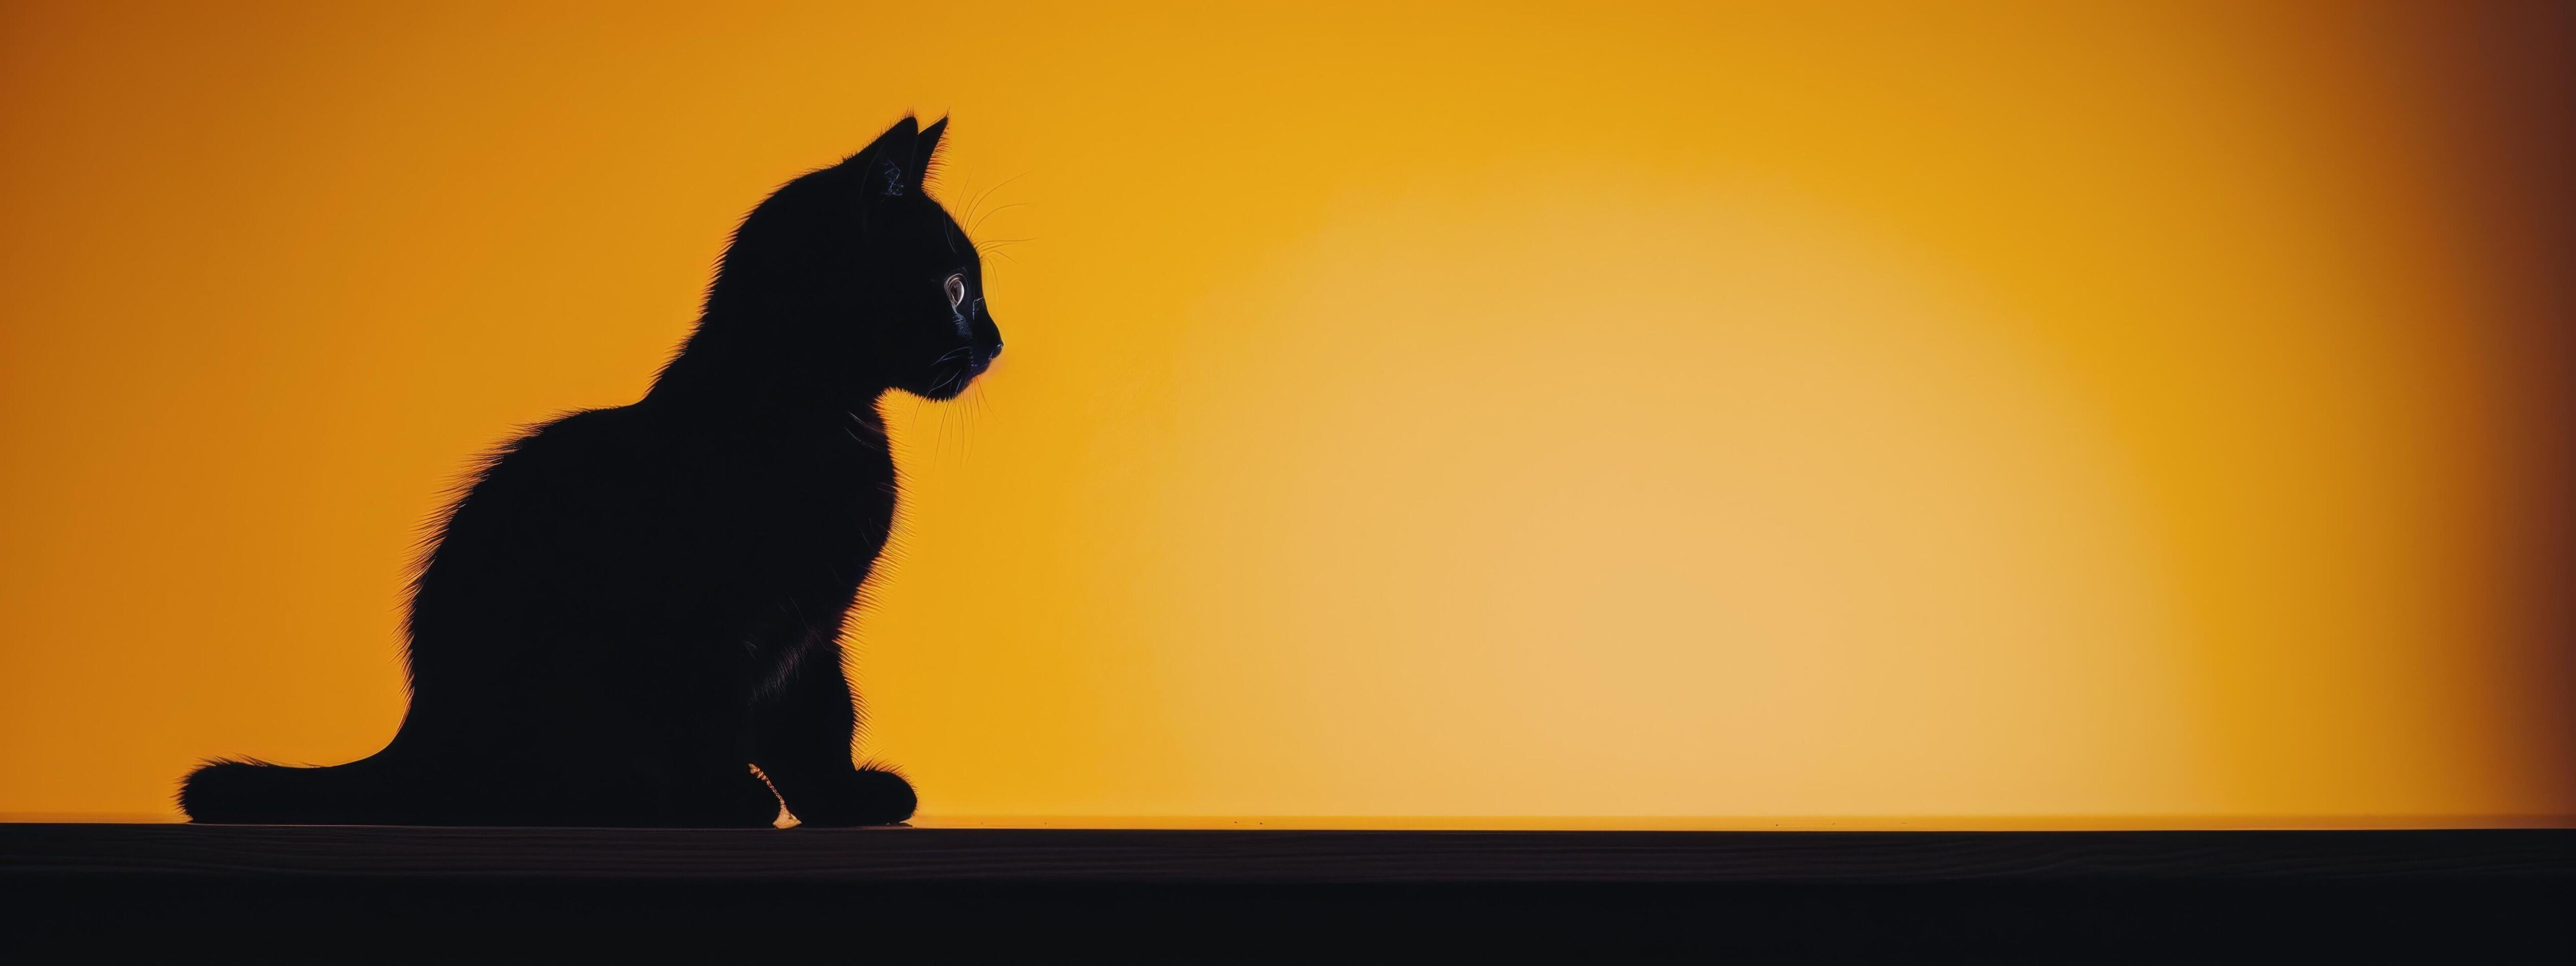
{"left": 3, "top": 1, "right": 2572, "bottom": 825}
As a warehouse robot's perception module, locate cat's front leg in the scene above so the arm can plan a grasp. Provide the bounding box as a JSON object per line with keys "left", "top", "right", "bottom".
{"left": 751, "top": 638, "right": 916, "bottom": 826}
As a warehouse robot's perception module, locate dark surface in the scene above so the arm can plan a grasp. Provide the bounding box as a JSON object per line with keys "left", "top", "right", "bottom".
{"left": 6, "top": 825, "right": 2573, "bottom": 960}
{"left": 7, "top": 823, "right": 2576, "bottom": 882}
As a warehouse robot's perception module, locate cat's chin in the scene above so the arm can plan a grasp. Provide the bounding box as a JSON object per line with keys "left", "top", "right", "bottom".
{"left": 900, "top": 368, "right": 986, "bottom": 401}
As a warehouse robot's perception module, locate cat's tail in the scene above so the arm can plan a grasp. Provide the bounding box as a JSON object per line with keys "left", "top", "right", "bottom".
{"left": 179, "top": 756, "right": 400, "bottom": 825}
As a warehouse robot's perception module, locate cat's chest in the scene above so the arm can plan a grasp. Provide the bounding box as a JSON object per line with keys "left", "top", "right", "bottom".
{"left": 718, "top": 430, "right": 895, "bottom": 555}
{"left": 733, "top": 434, "right": 888, "bottom": 517}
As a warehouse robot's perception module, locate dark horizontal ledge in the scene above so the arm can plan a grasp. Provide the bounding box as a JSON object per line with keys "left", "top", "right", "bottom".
{"left": 6, "top": 824, "right": 2573, "bottom": 884}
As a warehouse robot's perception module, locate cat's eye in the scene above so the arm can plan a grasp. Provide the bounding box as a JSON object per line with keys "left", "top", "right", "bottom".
{"left": 944, "top": 274, "right": 968, "bottom": 311}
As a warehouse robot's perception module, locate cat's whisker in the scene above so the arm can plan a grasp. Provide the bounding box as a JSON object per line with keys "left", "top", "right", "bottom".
{"left": 970, "top": 202, "right": 1031, "bottom": 234}
{"left": 951, "top": 173, "right": 979, "bottom": 223}
{"left": 948, "top": 174, "right": 979, "bottom": 225}
{"left": 964, "top": 382, "right": 992, "bottom": 443}
{"left": 960, "top": 171, "right": 1029, "bottom": 233}
{"left": 975, "top": 238, "right": 1032, "bottom": 263}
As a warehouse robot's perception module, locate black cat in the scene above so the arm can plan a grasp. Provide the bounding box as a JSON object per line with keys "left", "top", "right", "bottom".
{"left": 179, "top": 116, "right": 1000, "bottom": 827}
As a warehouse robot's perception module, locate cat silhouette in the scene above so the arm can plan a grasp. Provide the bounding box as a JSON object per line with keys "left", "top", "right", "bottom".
{"left": 181, "top": 116, "right": 1000, "bottom": 826}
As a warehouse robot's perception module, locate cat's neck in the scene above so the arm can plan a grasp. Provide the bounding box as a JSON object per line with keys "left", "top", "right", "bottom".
{"left": 642, "top": 313, "right": 885, "bottom": 427}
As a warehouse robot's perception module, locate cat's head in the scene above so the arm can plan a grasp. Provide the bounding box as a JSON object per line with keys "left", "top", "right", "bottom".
{"left": 691, "top": 116, "right": 1003, "bottom": 405}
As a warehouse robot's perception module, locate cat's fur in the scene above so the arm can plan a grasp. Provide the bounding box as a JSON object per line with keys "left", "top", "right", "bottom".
{"left": 179, "top": 116, "right": 1000, "bottom": 826}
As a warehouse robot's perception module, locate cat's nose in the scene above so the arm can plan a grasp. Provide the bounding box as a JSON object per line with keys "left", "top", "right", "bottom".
{"left": 988, "top": 340, "right": 1003, "bottom": 361}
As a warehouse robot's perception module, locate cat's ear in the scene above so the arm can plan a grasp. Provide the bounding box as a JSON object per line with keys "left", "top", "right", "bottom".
{"left": 911, "top": 116, "right": 948, "bottom": 192}
{"left": 848, "top": 116, "right": 922, "bottom": 200}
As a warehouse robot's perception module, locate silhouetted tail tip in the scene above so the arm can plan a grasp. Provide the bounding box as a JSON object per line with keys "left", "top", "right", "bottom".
{"left": 179, "top": 758, "right": 372, "bottom": 825}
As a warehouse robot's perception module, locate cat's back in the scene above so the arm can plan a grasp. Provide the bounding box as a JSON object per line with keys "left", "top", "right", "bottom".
{"left": 428, "top": 400, "right": 890, "bottom": 604}
{"left": 425, "top": 404, "right": 685, "bottom": 585}
{"left": 455, "top": 405, "right": 665, "bottom": 517}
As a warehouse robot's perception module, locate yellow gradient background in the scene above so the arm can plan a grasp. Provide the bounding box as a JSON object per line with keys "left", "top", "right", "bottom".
{"left": 4, "top": 2, "right": 2572, "bottom": 824}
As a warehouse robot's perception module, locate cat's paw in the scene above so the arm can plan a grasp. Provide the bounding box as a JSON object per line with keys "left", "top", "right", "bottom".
{"left": 785, "top": 767, "right": 915, "bottom": 826}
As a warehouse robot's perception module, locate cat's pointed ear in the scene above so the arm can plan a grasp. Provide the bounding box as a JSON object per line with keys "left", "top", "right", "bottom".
{"left": 911, "top": 115, "right": 948, "bottom": 192}
{"left": 847, "top": 115, "right": 922, "bottom": 200}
